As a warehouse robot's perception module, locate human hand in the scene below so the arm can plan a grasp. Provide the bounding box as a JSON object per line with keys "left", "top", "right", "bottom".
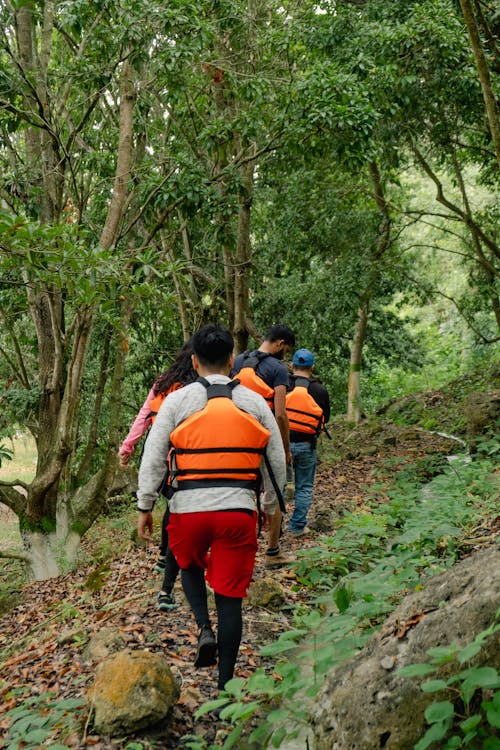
{"left": 137, "top": 511, "right": 154, "bottom": 542}
{"left": 119, "top": 452, "right": 130, "bottom": 468}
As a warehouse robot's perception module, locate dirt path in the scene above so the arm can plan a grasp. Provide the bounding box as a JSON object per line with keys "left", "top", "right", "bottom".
{"left": 0, "top": 424, "right": 462, "bottom": 749}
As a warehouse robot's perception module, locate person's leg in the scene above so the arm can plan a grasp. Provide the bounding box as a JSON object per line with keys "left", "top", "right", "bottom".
{"left": 207, "top": 510, "right": 257, "bottom": 688}
{"left": 215, "top": 593, "right": 242, "bottom": 690}
{"left": 181, "top": 566, "right": 210, "bottom": 628}
{"left": 288, "top": 442, "right": 317, "bottom": 532}
{"left": 181, "top": 566, "right": 217, "bottom": 667}
{"left": 159, "top": 506, "right": 169, "bottom": 556}
{"left": 154, "top": 506, "right": 170, "bottom": 572}
{"left": 158, "top": 546, "right": 180, "bottom": 610}
{"left": 161, "top": 547, "right": 180, "bottom": 593}
{"left": 168, "top": 512, "right": 217, "bottom": 666}
{"left": 267, "top": 506, "right": 282, "bottom": 550}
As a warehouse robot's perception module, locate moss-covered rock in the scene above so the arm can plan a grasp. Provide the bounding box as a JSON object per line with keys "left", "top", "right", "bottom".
{"left": 87, "top": 649, "right": 180, "bottom": 736}
{"left": 247, "top": 577, "right": 287, "bottom": 610}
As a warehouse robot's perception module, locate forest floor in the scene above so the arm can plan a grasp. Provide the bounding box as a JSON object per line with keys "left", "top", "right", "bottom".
{"left": 0, "top": 417, "right": 482, "bottom": 750}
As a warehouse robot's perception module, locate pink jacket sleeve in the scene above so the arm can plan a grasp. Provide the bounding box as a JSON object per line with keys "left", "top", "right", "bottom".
{"left": 119, "top": 386, "right": 155, "bottom": 458}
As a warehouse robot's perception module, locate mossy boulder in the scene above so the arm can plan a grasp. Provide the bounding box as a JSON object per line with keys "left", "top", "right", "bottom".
{"left": 247, "top": 577, "right": 287, "bottom": 610}
{"left": 87, "top": 649, "right": 180, "bottom": 736}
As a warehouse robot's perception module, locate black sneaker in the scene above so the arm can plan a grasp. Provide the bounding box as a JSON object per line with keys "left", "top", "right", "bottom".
{"left": 157, "top": 591, "right": 178, "bottom": 611}
{"left": 153, "top": 556, "right": 166, "bottom": 573}
{"left": 194, "top": 624, "right": 217, "bottom": 667}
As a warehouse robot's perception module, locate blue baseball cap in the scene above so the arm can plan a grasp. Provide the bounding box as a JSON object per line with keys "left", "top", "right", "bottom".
{"left": 292, "top": 348, "right": 315, "bottom": 367}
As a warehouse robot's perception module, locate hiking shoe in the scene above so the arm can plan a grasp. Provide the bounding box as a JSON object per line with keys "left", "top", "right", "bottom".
{"left": 157, "top": 590, "right": 178, "bottom": 611}
{"left": 153, "top": 556, "right": 166, "bottom": 573}
{"left": 264, "top": 551, "right": 293, "bottom": 569}
{"left": 194, "top": 624, "right": 217, "bottom": 668}
{"left": 289, "top": 527, "right": 311, "bottom": 537}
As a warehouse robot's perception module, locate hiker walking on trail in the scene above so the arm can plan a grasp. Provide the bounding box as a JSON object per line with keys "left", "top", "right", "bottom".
{"left": 231, "top": 324, "right": 295, "bottom": 568}
{"left": 286, "top": 348, "right": 330, "bottom": 535}
{"left": 136, "top": 324, "right": 286, "bottom": 692}
{"left": 119, "top": 339, "right": 197, "bottom": 611}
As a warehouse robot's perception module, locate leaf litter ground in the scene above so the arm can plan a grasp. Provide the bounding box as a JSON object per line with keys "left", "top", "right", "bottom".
{"left": 0, "top": 423, "right": 485, "bottom": 749}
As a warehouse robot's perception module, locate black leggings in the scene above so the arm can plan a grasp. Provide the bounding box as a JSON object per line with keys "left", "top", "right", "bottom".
{"left": 181, "top": 566, "right": 243, "bottom": 690}
{"left": 160, "top": 507, "right": 180, "bottom": 593}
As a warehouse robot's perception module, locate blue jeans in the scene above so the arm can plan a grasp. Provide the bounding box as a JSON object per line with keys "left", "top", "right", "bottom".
{"left": 288, "top": 441, "right": 317, "bottom": 532}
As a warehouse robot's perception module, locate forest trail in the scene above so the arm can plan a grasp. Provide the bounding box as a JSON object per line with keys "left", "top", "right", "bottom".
{"left": 0, "top": 422, "right": 478, "bottom": 748}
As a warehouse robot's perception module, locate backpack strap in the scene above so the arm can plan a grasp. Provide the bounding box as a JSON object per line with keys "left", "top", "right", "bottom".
{"left": 197, "top": 376, "right": 239, "bottom": 400}
{"left": 263, "top": 450, "right": 286, "bottom": 514}
{"left": 293, "top": 375, "right": 312, "bottom": 390}
{"left": 242, "top": 350, "right": 271, "bottom": 370}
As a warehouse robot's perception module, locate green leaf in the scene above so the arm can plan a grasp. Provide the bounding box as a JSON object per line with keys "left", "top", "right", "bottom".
{"left": 459, "top": 714, "right": 481, "bottom": 732}
{"left": 334, "top": 585, "right": 352, "bottom": 613}
{"left": 415, "top": 720, "right": 450, "bottom": 750}
{"left": 424, "top": 701, "right": 455, "bottom": 723}
{"left": 398, "top": 663, "right": 437, "bottom": 678}
{"left": 462, "top": 667, "right": 500, "bottom": 690}
{"left": 457, "top": 642, "right": 482, "bottom": 663}
{"left": 421, "top": 679, "right": 449, "bottom": 693}
{"left": 427, "top": 645, "right": 457, "bottom": 663}
{"left": 484, "top": 705, "right": 500, "bottom": 729}
{"left": 483, "top": 738, "right": 500, "bottom": 750}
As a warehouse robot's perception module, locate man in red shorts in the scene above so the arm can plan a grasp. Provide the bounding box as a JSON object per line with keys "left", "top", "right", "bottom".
{"left": 136, "top": 323, "right": 286, "bottom": 691}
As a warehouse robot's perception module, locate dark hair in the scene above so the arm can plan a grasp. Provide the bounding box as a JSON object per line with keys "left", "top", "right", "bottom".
{"left": 153, "top": 338, "right": 197, "bottom": 395}
{"left": 264, "top": 324, "right": 295, "bottom": 347}
{"left": 192, "top": 323, "right": 233, "bottom": 368}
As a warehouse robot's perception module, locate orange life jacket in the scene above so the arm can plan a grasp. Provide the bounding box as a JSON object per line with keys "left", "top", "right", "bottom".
{"left": 285, "top": 377, "right": 324, "bottom": 436}
{"left": 233, "top": 351, "right": 274, "bottom": 410}
{"left": 167, "top": 378, "right": 271, "bottom": 493}
{"left": 149, "top": 382, "right": 182, "bottom": 423}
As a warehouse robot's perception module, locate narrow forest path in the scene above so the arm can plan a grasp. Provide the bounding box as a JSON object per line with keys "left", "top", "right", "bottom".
{"left": 0, "top": 423, "right": 465, "bottom": 749}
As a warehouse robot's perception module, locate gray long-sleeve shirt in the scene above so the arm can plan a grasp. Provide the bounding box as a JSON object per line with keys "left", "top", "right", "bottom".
{"left": 137, "top": 374, "right": 286, "bottom": 515}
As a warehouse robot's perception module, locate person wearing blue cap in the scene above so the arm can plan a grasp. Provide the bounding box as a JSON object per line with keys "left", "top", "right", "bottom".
{"left": 285, "top": 349, "right": 330, "bottom": 536}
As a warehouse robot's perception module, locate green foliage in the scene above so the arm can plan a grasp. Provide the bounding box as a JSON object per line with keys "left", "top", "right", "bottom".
{"left": 398, "top": 613, "right": 500, "bottom": 750}
{"left": 2, "top": 691, "right": 85, "bottom": 750}
{"left": 192, "top": 435, "right": 499, "bottom": 747}
{"left": 0, "top": 441, "right": 13, "bottom": 467}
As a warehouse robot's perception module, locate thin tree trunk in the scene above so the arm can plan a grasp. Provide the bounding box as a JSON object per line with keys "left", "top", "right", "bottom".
{"left": 458, "top": 0, "right": 500, "bottom": 166}
{"left": 76, "top": 325, "right": 113, "bottom": 483}
{"left": 346, "top": 162, "right": 392, "bottom": 423}
{"left": 233, "top": 159, "right": 255, "bottom": 354}
{"left": 100, "top": 60, "right": 136, "bottom": 249}
{"left": 347, "top": 299, "right": 369, "bottom": 423}
{"left": 451, "top": 151, "right": 500, "bottom": 331}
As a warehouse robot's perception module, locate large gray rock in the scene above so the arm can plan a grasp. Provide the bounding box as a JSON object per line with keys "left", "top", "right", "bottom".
{"left": 87, "top": 649, "right": 180, "bottom": 736}
{"left": 312, "top": 546, "right": 500, "bottom": 750}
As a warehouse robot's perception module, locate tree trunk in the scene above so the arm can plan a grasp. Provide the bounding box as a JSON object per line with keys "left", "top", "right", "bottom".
{"left": 233, "top": 159, "right": 255, "bottom": 354}
{"left": 346, "top": 162, "right": 391, "bottom": 422}
{"left": 1, "top": 48, "right": 139, "bottom": 579}
{"left": 458, "top": 0, "right": 500, "bottom": 166}
{"left": 347, "top": 299, "right": 369, "bottom": 423}
{"left": 75, "top": 325, "right": 113, "bottom": 483}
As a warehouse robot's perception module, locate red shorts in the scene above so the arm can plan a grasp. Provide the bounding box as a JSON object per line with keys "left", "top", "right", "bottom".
{"left": 168, "top": 510, "right": 258, "bottom": 598}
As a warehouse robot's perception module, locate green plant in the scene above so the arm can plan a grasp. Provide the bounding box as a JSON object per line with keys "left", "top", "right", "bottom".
{"left": 2, "top": 691, "right": 85, "bottom": 749}
{"left": 398, "top": 613, "right": 500, "bottom": 750}
{"left": 187, "top": 442, "right": 500, "bottom": 748}
{"left": 0, "top": 441, "right": 13, "bottom": 467}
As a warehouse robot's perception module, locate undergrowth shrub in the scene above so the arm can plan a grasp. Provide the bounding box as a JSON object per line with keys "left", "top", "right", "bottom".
{"left": 187, "top": 437, "right": 499, "bottom": 749}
